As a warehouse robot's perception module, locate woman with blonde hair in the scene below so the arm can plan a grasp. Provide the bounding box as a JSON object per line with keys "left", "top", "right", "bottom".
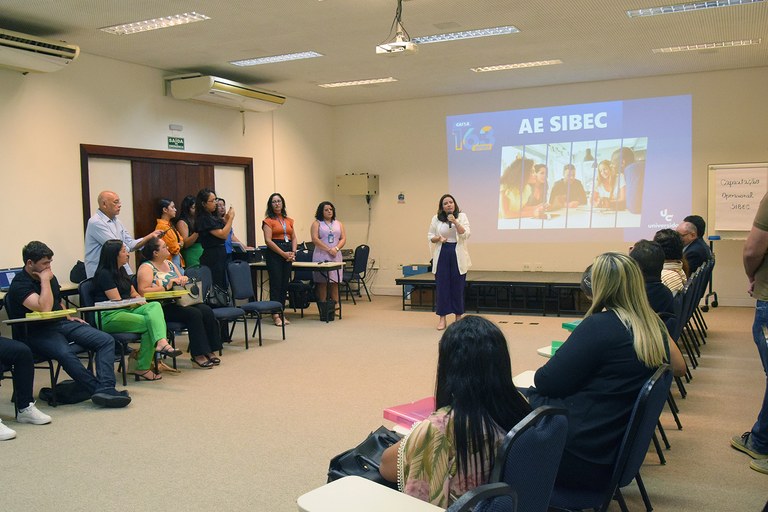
{"left": 531, "top": 252, "right": 685, "bottom": 490}
{"left": 591, "top": 159, "right": 625, "bottom": 208}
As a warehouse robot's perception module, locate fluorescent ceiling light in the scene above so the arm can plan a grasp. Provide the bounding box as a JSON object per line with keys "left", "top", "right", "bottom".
{"left": 318, "top": 77, "right": 397, "bottom": 88}
{"left": 471, "top": 60, "right": 563, "bottom": 73}
{"left": 230, "top": 51, "right": 323, "bottom": 66}
{"left": 652, "top": 38, "right": 761, "bottom": 52}
{"left": 627, "top": 0, "right": 763, "bottom": 18}
{"left": 412, "top": 25, "right": 519, "bottom": 44}
{"left": 101, "top": 12, "right": 210, "bottom": 35}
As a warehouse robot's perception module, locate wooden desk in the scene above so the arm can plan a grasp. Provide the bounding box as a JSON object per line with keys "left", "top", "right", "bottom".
{"left": 297, "top": 476, "right": 443, "bottom": 512}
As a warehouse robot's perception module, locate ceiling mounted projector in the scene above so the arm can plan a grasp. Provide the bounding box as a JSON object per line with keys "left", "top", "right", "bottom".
{"left": 376, "top": 39, "right": 417, "bottom": 55}
{"left": 376, "top": 0, "right": 417, "bottom": 55}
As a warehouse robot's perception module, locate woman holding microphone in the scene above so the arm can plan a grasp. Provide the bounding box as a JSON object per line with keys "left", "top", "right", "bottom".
{"left": 428, "top": 194, "right": 471, "bottom": 330}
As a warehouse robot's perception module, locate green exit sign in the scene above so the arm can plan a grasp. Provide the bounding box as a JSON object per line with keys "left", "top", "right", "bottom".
{"left": 168, "top": 136, "right": 185, "bottom": 150}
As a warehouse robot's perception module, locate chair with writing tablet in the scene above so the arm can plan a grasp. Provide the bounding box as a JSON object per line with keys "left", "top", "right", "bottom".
{"left": 78, "top": 278, "right": 142, "bottom": 385}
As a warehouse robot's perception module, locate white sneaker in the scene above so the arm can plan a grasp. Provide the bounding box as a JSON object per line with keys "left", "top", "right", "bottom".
{"left": 0, "top": 419, "right": 16, "bottom": 440}
{"left": 16, "top": 402, "right": 52, "bottom": 425}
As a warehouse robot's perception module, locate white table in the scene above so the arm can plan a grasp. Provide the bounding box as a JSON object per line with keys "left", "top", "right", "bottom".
{"left": 513, "top": 369, "right": 536, "bottom": 388}
{"left": 297, "top": 476, "right": 443, "bottom": 512}
{"left": 537, "top": 345, "right": 555, "bottom": 358}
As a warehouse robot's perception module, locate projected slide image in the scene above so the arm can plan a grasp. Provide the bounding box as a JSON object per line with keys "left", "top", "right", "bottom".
{"left": 498, "top": 138, "right": 647, "bottom": 230}
{"left": 446, "top": 95, "right": 691, "bottom": 244}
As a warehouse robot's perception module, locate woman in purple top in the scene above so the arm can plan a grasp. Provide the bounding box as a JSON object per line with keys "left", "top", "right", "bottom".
{"left": 310, "top": 201, "right": 346, "bottom": 305}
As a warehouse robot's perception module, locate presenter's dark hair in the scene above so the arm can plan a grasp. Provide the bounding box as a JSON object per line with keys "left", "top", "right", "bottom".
{"left": 96, "top": 239, "right": 132, "bottom": 293}
{"left": 435, "top": 315, "right": 531, "bottom": 482}
{"left": 22, "top": 241, "right": 54, "bottom": 264}
{"left": 315, "top": 201, "right": 336, "bottom": 221}
{"left": 156, "top": 198, "right": 175, "bottom": 218}
{"left": 629, "top": 239, "right": 665, "bottom": 280}
{"left": 436, "top": 194, "right": 461, "bottom": 222}
{"left": 563, "top": 163, "right": 576, "bottom": 174}
{"left": 654, "top": 229, "right": 683, "bottom": 260}
{"left": 265, "top": 193, "right": 288, "bottom": 218}
{"left": 140, "top": 236, "right": 162, "bottom": 262}
{"left": 195, "top": 189, "right": 217, "bottom": 220}
{"left": 684, "top": 215, "right": 706, "bottom": 239}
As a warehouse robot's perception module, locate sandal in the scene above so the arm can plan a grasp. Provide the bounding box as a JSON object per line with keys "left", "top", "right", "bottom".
{"left": 206, "top": 355, "right": 221, "bottom": 365}
{"left": 273, "top": 315, "right": 284, "bottom": 327}
{"left": 191, "top": 358, "right": 214, "bottom": 369}
{"left": 133, "top": 370, "right": 162, "bottom": 381}
{"left": 157, "top": 345, "right": 183, "bottom": 357}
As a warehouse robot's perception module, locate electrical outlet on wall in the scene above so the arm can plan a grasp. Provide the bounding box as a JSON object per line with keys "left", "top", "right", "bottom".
{"left": 522, "top": 263, "right": 531, "bottom": 271}
{"left": 535, "top": 263, "right": 543, "bottom": 271}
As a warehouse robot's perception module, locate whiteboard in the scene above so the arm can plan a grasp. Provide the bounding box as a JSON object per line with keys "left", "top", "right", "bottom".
{"left": 708, "top": 163, "right": 768, "bottom": 238}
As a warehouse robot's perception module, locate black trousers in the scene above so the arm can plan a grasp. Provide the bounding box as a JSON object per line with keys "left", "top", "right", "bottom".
{"left": 265, "top": 240, "right": 292, "bottom": 307}
{"left": 201, "top": 245, "right": 227, "bottom": 289}
{"left": 162, "top": 303, "right": 223, "bottom": 357}
{"left": 0, "top": 337, "right": 35, "bottom": 409}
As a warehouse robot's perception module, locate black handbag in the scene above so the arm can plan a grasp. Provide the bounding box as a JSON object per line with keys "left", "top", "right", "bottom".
{"left": 327, "top": 426, "right": 402, "bottom": 489}
{"left": 205, "top": 283, "right": 231, "bottom": 308}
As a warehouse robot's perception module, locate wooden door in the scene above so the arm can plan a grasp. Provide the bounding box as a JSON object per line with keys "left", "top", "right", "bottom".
{"left": 130, "top": 161, "right": 214, "bottom": 238}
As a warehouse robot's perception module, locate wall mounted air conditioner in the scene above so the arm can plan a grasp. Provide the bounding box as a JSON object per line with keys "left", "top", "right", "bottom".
{"left": 0, "top": 28, "right": 80, "bottom": 73}
{"left": 166, "top": 74, "right": 286, "bottom": 112}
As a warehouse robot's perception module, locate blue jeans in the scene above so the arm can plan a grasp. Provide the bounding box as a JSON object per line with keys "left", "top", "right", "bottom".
{"left": 24, "top": 319, "right": 117, "bottom": 394}
{"left": 750, "top": 300, "right": 768, "bottom": 452}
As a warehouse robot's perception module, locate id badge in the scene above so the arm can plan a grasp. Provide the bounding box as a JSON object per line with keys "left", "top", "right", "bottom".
{"left": 328, "top": 232, "right": 334, "bottom": 244}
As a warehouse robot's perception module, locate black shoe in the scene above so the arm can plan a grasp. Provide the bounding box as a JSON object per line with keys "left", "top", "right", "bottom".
{"left": 91, "top": 389, "right": 131, "bottom": 408}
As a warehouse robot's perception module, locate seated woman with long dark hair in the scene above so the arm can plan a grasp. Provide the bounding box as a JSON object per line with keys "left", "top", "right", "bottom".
{"left": 380, "top": 316, "right": 531, "bottom": 508}
{"left": 530, "top": 252, "right": 686, "bottom": 490}
{"left": 93, "top": 239, "right": 180, "bottom": 381}
{"left": 136, "top": 237, "right": 223, "bottom": 369}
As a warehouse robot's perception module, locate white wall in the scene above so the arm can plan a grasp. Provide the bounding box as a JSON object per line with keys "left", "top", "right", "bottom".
{"left": 0, "top": 52, "right": 334, "bottom": 278}
{"left": 334, "top": 67, "right": 768, "bottom": 305}
{"left": 1, "top": 52, "right": 766, "bottom": 306}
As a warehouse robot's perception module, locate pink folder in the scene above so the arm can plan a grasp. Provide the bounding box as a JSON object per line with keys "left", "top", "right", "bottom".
{"left": 383, "top": 396, "right": 436, "bottom": 429}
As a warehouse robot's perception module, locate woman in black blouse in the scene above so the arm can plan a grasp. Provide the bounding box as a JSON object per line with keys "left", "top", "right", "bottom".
{"left": 195, "top": 188, "right": 234, "bottom": 288}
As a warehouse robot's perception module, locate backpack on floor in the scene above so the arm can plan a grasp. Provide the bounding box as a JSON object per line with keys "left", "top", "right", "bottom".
{"left": 39, "top": 379, "right": 91, "bottom": 405}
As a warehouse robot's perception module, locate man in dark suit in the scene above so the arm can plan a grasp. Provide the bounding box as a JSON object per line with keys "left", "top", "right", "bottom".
{"left": 676, "top": 218, "right": 711, "bottom": 274}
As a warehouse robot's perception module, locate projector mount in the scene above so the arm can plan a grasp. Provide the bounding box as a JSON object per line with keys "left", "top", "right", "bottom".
{"left": 376, "top": 0, "right": 418, "bottom": 55}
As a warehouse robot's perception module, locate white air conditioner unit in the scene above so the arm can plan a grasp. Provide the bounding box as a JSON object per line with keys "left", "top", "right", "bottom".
{"left": 167, "top": 75, "right": 286, "bottom": 112}
{"left": 0, "top": 28, "right": 80, "bottom": 73}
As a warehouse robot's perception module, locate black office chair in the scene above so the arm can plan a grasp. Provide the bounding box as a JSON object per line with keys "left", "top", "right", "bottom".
{"left": 341, "top": 244, "right": 371, "bottom": 304}
{"left": 549, "top": 365, "right": 673, "bottom": 512}
{"left": 286, "top": 249, "right": 315, "bottom": 318}
{"left": 78, "top": 278, "right": 142, "bottom": 385}
{"left": 489, "top": 406, "right": 568, "bottom": 512}
{"left": 185, "top": 265, "right": 248, "bottom": 349}
{"left": 227, "top": 260, "right": 285, "bottom": 348}
{"left": 447, "top": 482, "right": 518, "bottom": 512}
